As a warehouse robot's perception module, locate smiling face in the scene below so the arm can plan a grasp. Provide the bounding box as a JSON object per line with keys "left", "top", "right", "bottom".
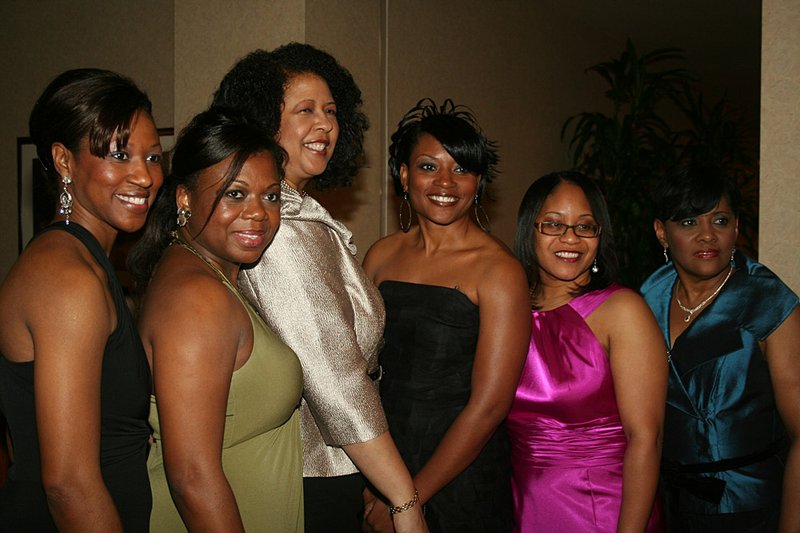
{"left": 533, "top": 182, "right": 600, "bottom": 288}
{"left": 277, "top": 72, "right": 338, "bottom": 189}
{"left": 62, "top": 111, "right": 163, "bottom": 237}
{"left": 177, "top": 151, "right": 282, "bottom": 278}
{"left": 400, "top": 133, "right": 480, "bottom": 228}
{"left": 655, "top": 195, "right": 738, "bottom": 282}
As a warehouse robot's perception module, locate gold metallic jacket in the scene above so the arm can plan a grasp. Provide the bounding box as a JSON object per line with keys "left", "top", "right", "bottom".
{"left": 239, "top": 183, "right": 387, "bottom": 477}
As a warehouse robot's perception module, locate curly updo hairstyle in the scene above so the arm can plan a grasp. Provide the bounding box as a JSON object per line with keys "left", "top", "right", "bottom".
{"left": 388, "top": 98, "right": 499, "bottom": 201}
{"left": 212, "top": 42, "right": 368, "bottom": 190}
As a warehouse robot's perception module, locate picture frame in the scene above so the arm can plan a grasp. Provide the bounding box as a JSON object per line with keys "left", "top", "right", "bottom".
{"left": 16, "top": 128, "right": 174, "bottom": 253}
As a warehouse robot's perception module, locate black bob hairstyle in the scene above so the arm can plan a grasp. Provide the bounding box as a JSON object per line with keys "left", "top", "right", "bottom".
{"left": 28, "top": 68, "right": 153, "bottom": 184}
{"left": 653, "top": 160, "right": 742, "bottom": 222}
{"left": 212, "top": 42, "right": 368, "bottom": 190}
{"left": 388, "top": 98, "right": 499, "bottom": 200}
{"left": 515, "top": 171, "right": 618, "bottom": 303}
{"left": 128, "top": 107, "right": 286, "bottom": 295}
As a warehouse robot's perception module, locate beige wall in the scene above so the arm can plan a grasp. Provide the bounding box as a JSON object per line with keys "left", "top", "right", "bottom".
{"left": 305, "top": 0, "right": 385, "bottom": 256}
{"left": 0, "top": 0, "right": 174, "bottom": 279}
{"left": 761, "top": 0, "right": 800, "bottom": 293}
{"left": 385, "top": 0, "right": 615, "bottom": 248}
{"left": 1, "top": 0, "right": 793, "bottom": 286}
{"left": 174, "top": 0, "right": 305, "bottom": 132}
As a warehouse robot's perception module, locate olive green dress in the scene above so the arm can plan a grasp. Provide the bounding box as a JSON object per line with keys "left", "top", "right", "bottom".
{"left": 147, "top": 251, "right": 304, "bottom": 532}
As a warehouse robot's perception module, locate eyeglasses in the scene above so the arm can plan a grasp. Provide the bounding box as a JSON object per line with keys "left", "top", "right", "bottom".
{"left": 535, "top": 221, "right": 601, "bottom": 238}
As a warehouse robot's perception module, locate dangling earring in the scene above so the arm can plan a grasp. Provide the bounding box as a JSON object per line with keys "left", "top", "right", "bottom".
{"left": 473, "top": 194, "right": 491, "bottom": 233}
{"left": 59, "top": 175, "right": 73, "bottom": 225}
{"left": 663, "top": 246, "right": 669, "bottom": 264}
{"left": 591, "top": 258, "right": 599, "bottom": 274}
{"left": 730, "top": 247, "right": 736, "bottom": 265}
{"left": 399, "top": 191, "right": 412, "bottom": 233}
{"left": 177, "top": 207, "right": 192, "bottom": 227}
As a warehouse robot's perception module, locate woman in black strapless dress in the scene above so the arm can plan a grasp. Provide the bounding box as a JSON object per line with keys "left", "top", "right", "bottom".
{"left": 363, "top": 99, "right": 531, "bottom": 532}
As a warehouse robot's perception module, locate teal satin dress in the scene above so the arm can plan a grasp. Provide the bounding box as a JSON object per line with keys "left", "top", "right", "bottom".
{"left": 641, "top": 251, "right": 798, "bottom": 517}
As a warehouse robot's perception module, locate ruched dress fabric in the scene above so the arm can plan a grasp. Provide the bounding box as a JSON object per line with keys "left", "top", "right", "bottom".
{"left": 147, "top": 256, "right": 304, "bottom": 532}
{"left": 506, "top": 284, "right": 662, "bottom": 533}
{"left": 0, "top": 222, "right": 152, "bottom": 532}
{"left": 379, "top": 281, "right": 513, "bottom": 532}
{"left": 641, "top": 252, "right": 799, "bottom": 526}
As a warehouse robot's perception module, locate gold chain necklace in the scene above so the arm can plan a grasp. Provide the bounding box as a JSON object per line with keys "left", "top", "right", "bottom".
{"left": 675, "top": 265, "right": 734, "bottom": 323}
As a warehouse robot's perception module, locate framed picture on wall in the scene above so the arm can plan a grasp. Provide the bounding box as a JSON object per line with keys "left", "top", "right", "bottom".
{"left": 16, "top": 128, "right": 175, "bottom": 293}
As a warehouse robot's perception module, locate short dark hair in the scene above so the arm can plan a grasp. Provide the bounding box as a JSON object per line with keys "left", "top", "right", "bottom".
{"left": 388, "top": 98, "right": 499, "bottom": 200}
{"left": 29, "top": 68, "right": 153, "bottom": 183}
{"left": 515, "top": 171, "right": 619, "bottom": 301}
{"left": 653, "top": 160, "right": 742, "bottom": 222}
{"left": 128, "top": 107, "right": 285, "bottom": 295}
{"left": 212, "top": 42, "right": 368, "bottom": 190}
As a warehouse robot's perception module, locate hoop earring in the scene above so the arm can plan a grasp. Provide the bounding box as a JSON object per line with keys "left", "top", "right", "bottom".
{"left": 177, "top": 207, "right": 192, "bottom": 228}
{"left": 663, "top": 246, "right": 669, "bottom": 264}
{"left": 399, "top": 192, "right": 412, "bottom": 233}
{"left": 591, "top": 258, "right": 599, "bottom": 274}
{"left": 473, "top": 194, "right": 491, "bottom": 233}
{"left": 59, "top": 175, "right": 73, "bottom": 225}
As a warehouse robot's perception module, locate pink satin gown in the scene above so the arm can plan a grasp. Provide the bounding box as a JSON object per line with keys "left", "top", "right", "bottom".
{"left": 506, "top": 285, "right": 662, "bottom": 532}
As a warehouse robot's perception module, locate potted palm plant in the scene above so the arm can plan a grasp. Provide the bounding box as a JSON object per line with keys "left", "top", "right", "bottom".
{"left": 562, "top": 39, "right": 756, "bottom": 287}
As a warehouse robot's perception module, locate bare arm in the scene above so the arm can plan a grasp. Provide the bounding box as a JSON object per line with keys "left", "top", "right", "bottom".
{"left": 345, "top": 433, "right": 427, "bottom": 532}
{"left": 32, "top": 257, "right": 123, "bottom": 532}
{"left": 144, "top": 274, "right": 245, "bottom": 532}
{"left": 765, "top": 307, "right": 800, "bottom": 533}
{"left": 602, "top": 291, "right": 667, "bottom": 532}
{"left": 411, "top": 258, "right": 530, "bottom": 503}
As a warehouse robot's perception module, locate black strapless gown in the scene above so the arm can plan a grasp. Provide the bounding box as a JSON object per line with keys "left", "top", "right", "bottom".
{"left": 379, "top": 281, "right": 513, "bottom": 532}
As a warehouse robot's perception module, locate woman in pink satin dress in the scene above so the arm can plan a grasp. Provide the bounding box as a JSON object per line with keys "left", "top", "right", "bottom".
{"left": 507, "top": 171, "right": 666, "bottom": 532}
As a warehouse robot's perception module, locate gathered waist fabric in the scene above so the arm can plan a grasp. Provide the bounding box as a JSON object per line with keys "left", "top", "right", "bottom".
{"left": 508, "top": 415, "right": 626, "bottom": 468}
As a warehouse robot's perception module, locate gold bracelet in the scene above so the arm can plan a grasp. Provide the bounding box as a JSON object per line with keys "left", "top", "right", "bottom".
{"left": 388, "top": 489, "right": 419, "bottom": 515}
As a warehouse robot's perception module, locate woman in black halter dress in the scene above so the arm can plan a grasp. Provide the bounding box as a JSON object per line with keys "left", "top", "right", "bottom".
{"left": 0, "top": 69, "right": 163, "bottom": 531}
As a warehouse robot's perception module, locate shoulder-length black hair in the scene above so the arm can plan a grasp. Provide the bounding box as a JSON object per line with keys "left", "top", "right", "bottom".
{"left": 212, "top": 42, "right": 368, "bottom": 190}
{"left": 515, "top": 171, "right": 619, "bottom": 302}
{"left": 29, "top": 68, "right": 153, "bottom": 184}
{"left": 128, "top": 107, "right": 285, "bottom": 296}
{"left": 653, "top": 160, "right": 742, "bottom": 222}
{"left": 388, "top": 98, "right": 499, "bottom": 200}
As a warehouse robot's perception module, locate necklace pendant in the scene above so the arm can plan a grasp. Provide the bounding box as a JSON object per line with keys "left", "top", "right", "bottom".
{"left": 683, "top": 314, "right": 691, "bottom": 323}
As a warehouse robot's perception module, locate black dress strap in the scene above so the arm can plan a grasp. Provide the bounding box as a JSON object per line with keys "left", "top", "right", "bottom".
{"left": 35, "top": 222, "right": 126, "bottom": 307}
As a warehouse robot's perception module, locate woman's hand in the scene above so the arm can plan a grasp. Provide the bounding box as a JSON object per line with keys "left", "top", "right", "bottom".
{"left": 362, "top": 493, "right": 392, "bottom": 533}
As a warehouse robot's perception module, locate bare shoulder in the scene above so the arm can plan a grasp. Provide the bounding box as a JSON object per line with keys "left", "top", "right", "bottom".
{"left": 139, "top": 251, "right": 243, "bottom": 340}
{"left": 0, "top": 233, "right": 115, "bottom": 359}
{"left": 598, "top": 288, "right": 654, "bottom": 323}
{"left": 475, "top": 234, "right": 527, "bottom": 286}
{"left": 363, "top": 230, "right": 410, "bottom": 280}
{"left": 14, "top": 234, "right": 112, "bottom": 318}
{"left": 590, "top": 287, "right": 662, "bottom": 350}
{"left": 469, "top": 235, "right": 528, "bottom": 308}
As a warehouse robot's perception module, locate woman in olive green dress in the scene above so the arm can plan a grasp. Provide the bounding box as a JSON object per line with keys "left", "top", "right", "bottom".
{"left": 130, "top": 108, "right": 304, "bottom": 532}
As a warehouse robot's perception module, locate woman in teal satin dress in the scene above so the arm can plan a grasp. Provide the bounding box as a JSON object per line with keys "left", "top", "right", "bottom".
{"left": 640, "top": 161, "right": 800, "bottom": 532}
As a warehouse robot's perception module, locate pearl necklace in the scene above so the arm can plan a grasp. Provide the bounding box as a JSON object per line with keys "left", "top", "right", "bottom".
{"left": 281, "top": 179, "right": 308, "bottom": 198}
{"left": 675, "top": 265, "right": 734, "bottom": 323}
